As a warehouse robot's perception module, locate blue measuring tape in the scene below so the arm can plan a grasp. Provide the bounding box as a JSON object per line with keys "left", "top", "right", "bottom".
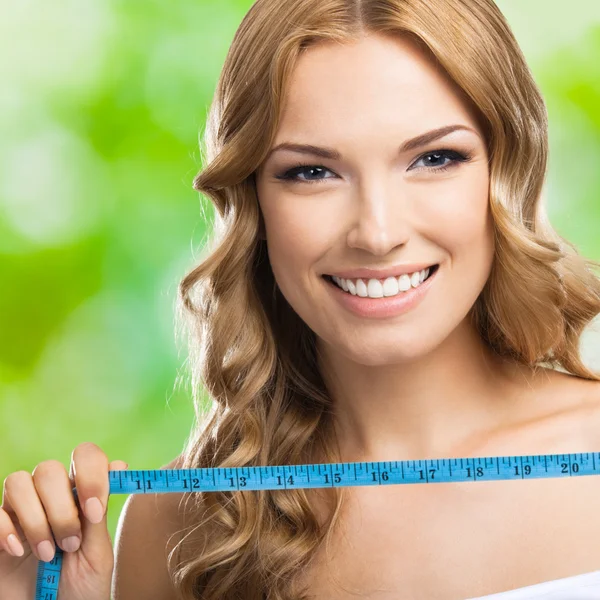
{"left": 35, "top": 451, "right": 600, "bottom": 599}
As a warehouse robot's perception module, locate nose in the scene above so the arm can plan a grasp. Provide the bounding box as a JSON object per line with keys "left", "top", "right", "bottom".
{"left": 346, "top": 181, "right": 411, "bottom": 256}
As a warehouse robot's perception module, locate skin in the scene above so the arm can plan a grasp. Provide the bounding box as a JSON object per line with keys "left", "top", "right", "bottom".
{"left": 255, "top": 33, "right": 600, "bottom": 597}
{"left": 255, "top": 32, "right": 576, "bottom": 463}
{"left": 0, "top": 443, "right": 127, "bottom": 600}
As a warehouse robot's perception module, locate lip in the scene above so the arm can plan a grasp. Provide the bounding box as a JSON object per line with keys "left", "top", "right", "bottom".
{"left": 326, "top": 263, "right": 438, "bottom": 280}
{"left": 323, "top": 265, "right": 439, "bottom": 319}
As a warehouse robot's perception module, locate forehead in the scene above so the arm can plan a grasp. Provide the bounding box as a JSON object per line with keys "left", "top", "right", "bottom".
{"left": 275, "top": 33, "right": 480, "bottom": 143}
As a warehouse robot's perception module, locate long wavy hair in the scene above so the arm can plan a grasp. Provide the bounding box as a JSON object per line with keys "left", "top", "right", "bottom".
{"left": 168, "top": 0, "right": 600, "bottom": 598}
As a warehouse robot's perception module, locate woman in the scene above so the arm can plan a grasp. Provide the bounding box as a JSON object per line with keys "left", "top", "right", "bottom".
{"left": 2, "top": 0, "right": 600, "bottom": 598}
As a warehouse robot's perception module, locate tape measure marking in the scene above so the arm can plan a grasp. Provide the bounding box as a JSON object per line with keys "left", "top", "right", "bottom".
{"left": 35, "top": 451, "right": 600, "bottom": 600}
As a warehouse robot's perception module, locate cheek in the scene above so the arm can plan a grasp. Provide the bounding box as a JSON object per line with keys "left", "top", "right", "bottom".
{"left": 260, "top": 192, "right": 338, "bottom": 277}
{"left": 260, "top": 204, "right": 330, "bottom": 305}
{"left": 420, "top": 171, "right": 492, "bottom": 264}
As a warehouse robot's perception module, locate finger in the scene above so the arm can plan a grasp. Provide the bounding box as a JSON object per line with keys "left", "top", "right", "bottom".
{"left": 2, "top": 471, "right": 56, "bottom": 562}
{"left": 109, "top": 460, "right": 128, "bottom": 471}
{"left": 32, "top": 460, "right": 82, "bottom": 554}
{"left": 0, "top": 506, "right": 26, "bottom": 557}
{"left": 70, "top": 443, "right": 109, "bottom": 525}
{"left": 69, "top": 459, "right": 128, "bottom": 495}
{"left": 69, "top": 459, "right": 128, "bottom": 481}
{"left": 69, "top": 443, "right": 114, "bottom": 563}
{"left": 0, "top": 479, "right": 27, "bottom": 541}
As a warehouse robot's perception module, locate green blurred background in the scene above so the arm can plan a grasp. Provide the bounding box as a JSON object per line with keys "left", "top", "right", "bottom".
{"left": 1, "top": 0, "right": 599, "bottom": 547}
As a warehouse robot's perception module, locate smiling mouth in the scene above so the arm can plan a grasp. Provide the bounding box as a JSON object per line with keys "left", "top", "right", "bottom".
{"left": 321, "top": 264, "right": 439, "bottom": 295}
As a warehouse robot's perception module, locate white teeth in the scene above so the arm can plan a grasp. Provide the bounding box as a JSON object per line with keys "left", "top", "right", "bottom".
{"left": 383, "top": 276, "right": 399, "bottom": 297}
{"left": 367, "top": 279, "right": 384, "bottom": 298}
{"left": 398, "top": 274, "right": 411, "bottom": 292}
{"left": 356, "top": 279, "right": 368, "bottom": 297}
{"left": 329, "top": 267, "right": 435, "bottom": 299}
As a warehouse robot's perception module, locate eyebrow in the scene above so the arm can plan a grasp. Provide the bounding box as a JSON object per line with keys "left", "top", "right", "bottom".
{"left": 264, "top": 124, "right": 478, "bottom": 162}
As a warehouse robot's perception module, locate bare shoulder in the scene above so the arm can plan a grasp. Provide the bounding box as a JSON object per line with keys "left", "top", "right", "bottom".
{"left": 112, "top": 455, "right": 188, "bottom": 600}
{"left": 579, "top": 376, "right": 600, "bottom": 441}
{"left": 552, "top": 370, "right": 600, "bottom": 448}
{"left": 520, "top": 368, "right": 600, "bottom": 451}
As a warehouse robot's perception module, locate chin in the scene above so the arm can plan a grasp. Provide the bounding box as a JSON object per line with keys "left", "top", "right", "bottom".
{"left": 334, "top": 332, "right": 443, "bottom": 366}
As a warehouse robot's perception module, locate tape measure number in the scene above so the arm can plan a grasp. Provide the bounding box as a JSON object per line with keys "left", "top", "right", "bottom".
{"left": 35, "top": 451, "right": 600, "bottom": 600}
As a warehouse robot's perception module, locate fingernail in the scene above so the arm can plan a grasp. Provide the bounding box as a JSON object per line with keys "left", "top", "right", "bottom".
{"left": 61, "top": 535, "right": 81, "bottom": 552}
{"left": 85, "top": 497, "right": 104, "bottom": 524}
{"left": 37, "top": 540, "right": 55, "bottom": 563}
{"left": 6, "top": 533, "right": 24, "bottom": 557}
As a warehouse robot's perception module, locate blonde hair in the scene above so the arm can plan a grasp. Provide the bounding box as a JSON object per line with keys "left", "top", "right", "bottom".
{"left": 169, "top": 0, "right": 600, "bottom": 598}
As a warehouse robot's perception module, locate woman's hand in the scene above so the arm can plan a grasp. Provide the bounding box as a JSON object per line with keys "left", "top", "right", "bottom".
{"left": 0, "top": 442, "right": 128, "bottom": 600}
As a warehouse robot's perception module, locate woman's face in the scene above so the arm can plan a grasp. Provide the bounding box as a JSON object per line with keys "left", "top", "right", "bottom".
{"left": 255, "top": 33, "right": 493, "bottom": 366}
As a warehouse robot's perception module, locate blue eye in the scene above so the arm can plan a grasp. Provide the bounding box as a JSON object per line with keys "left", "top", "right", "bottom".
{"left": 275, "top": 148, "right": 472, "bottom": 184}
{"left": 411, "top": 149, "right": 469, "bottom": 171}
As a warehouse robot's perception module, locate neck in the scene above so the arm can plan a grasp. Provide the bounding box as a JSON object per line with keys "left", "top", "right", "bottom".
{"left": 316, "top": 318, "right": 535, "bottom": 462}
